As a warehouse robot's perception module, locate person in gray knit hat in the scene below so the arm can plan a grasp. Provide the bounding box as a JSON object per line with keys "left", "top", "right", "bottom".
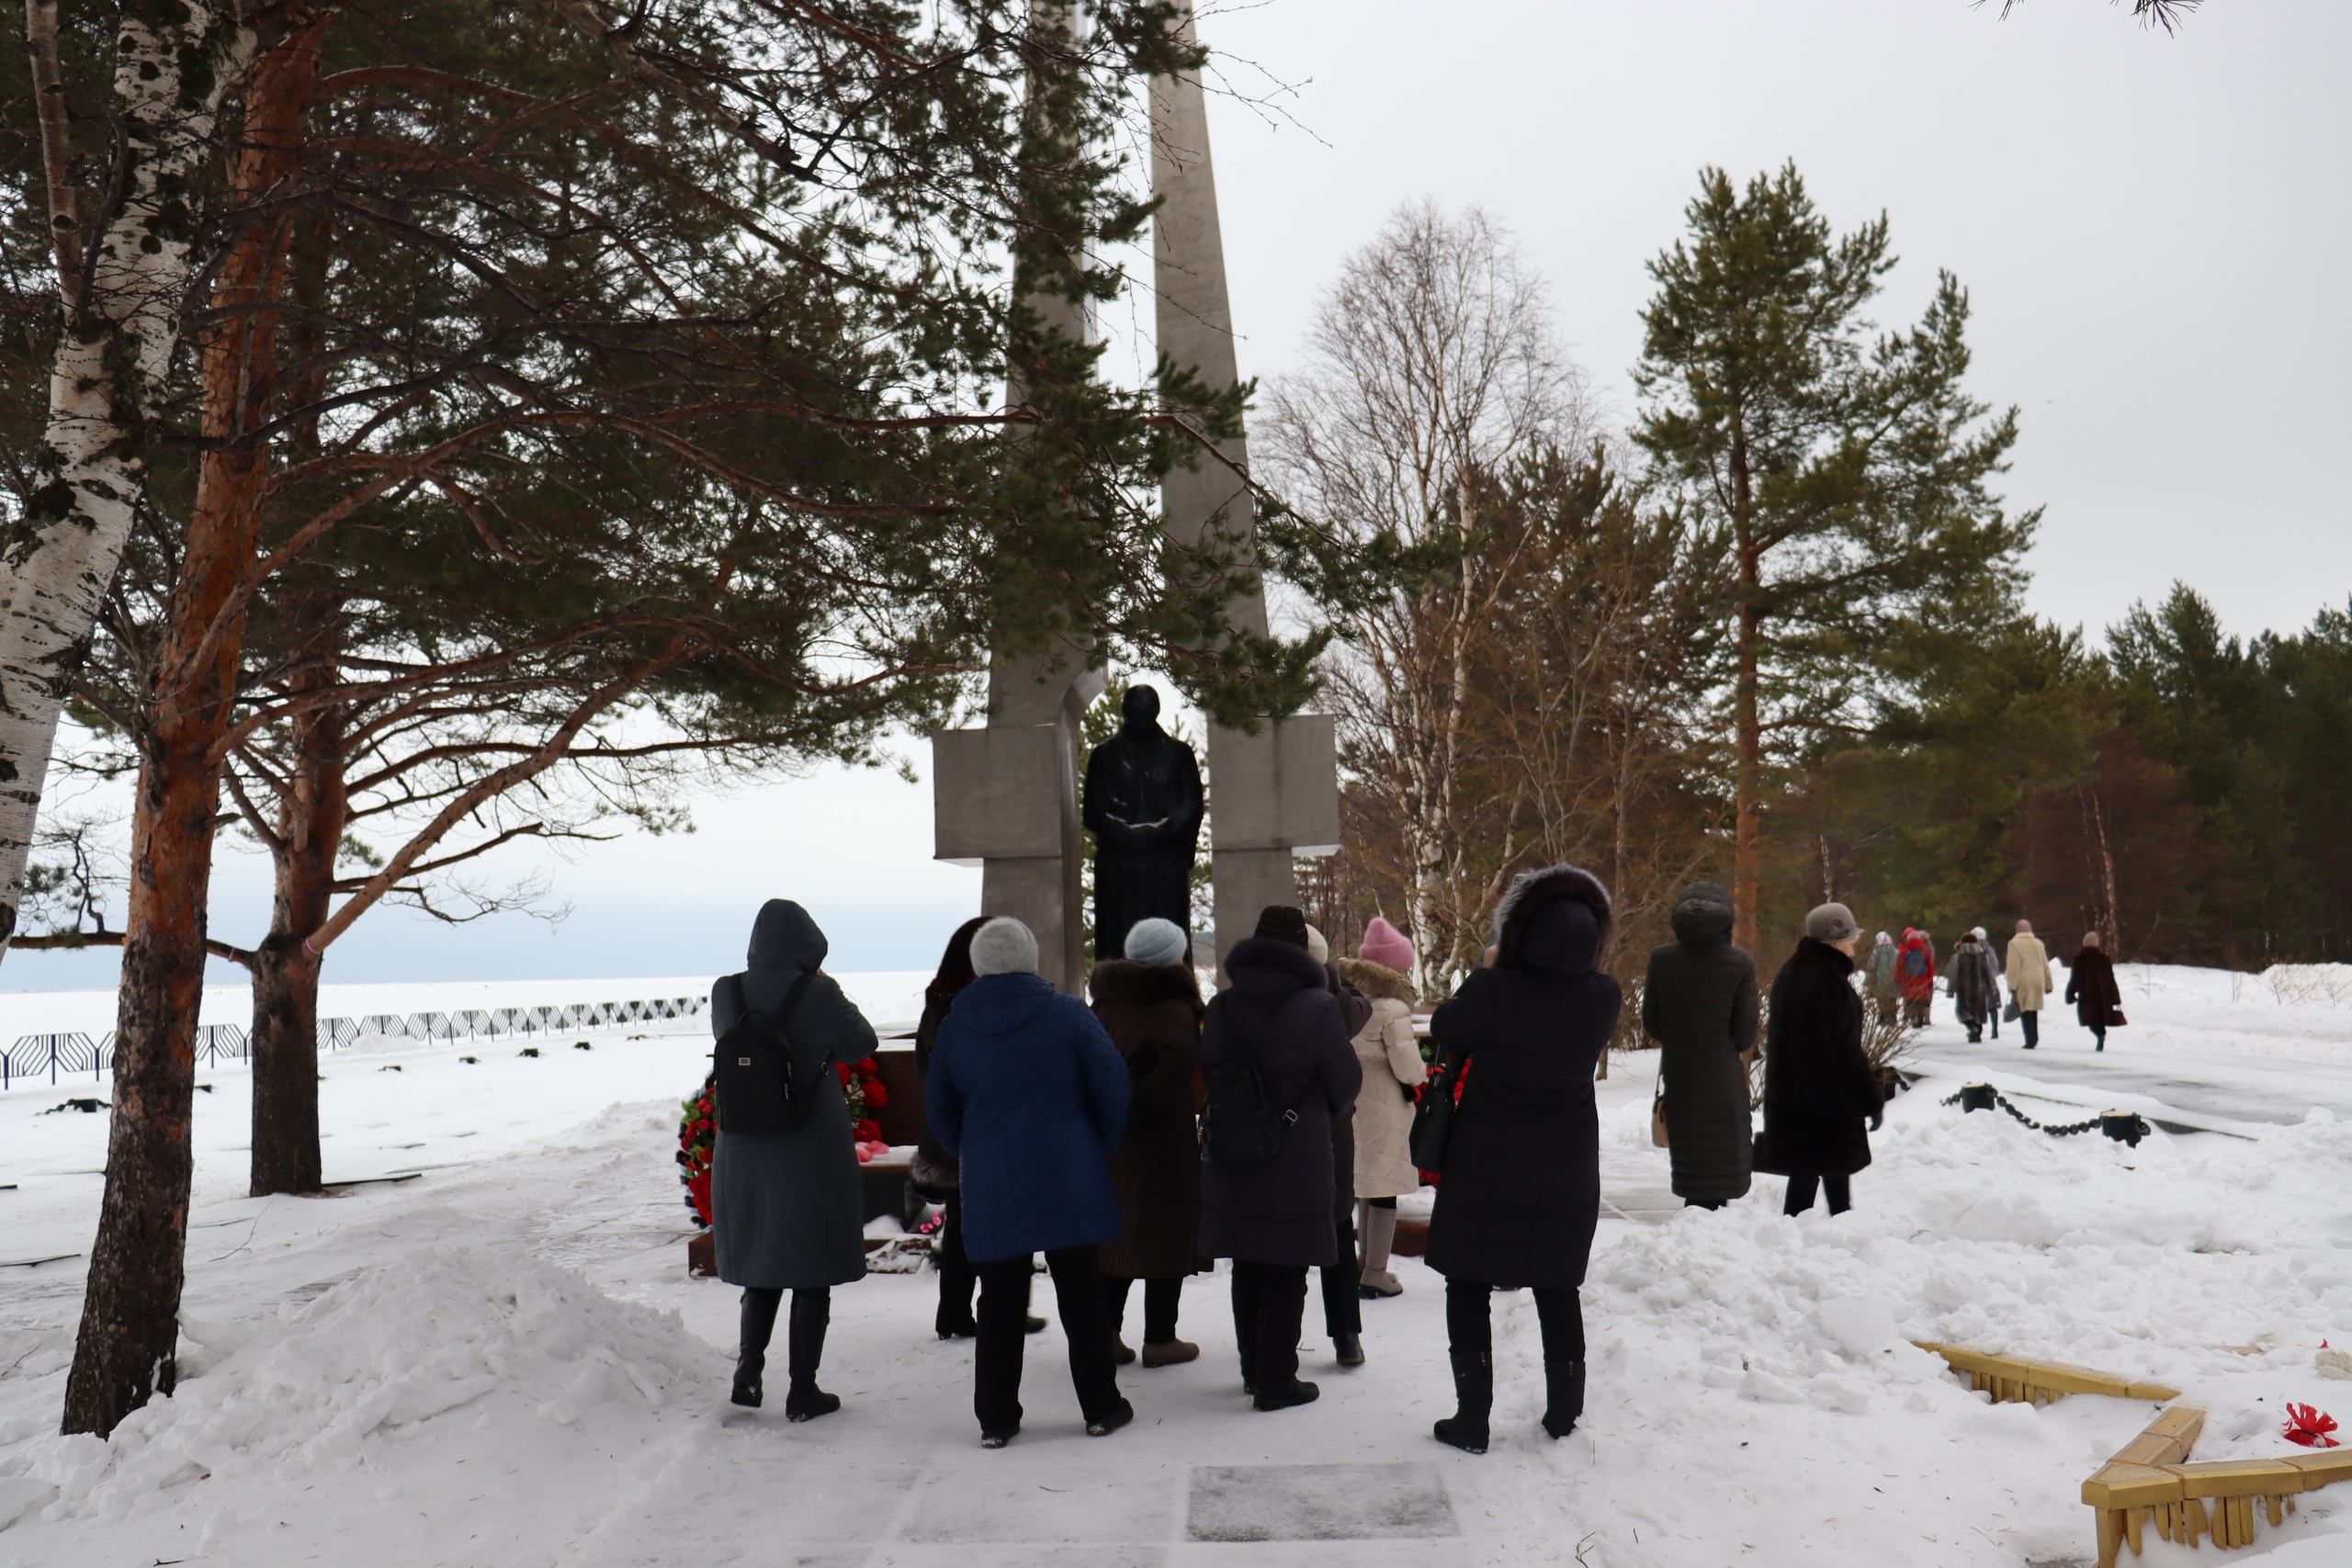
{"left": 1755, "top": 903, "right": 1883, "bottom": 1217}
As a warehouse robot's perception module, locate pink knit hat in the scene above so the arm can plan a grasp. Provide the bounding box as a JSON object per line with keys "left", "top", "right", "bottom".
{"left": 1358, "top": 917, "right": 1415, "bottom": 974}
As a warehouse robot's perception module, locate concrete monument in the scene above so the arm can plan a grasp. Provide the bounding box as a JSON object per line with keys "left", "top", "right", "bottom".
{"left": 933, "top": 0, "right": 1338, "bottom": 989}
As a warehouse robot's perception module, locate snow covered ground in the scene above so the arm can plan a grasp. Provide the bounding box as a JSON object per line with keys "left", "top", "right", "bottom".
{"left": 4, "top": 962, "right": 2352, "bottom": 1565}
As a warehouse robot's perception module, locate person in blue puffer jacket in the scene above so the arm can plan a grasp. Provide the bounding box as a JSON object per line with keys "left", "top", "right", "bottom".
{"left": 927, "top": 916, "right": 1133, "bottom": 1448}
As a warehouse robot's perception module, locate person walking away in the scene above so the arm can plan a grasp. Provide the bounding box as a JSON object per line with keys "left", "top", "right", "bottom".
{"left": 1199, "top": 905, "right": 1363, "bottom": 1411}
{"left": 1897, "top": 928, "right": 1937, "bottom": 1028}
{"left": 1755, "top": 904, "right": 1884, "bottom": 1219}
{"left": 711, "top": 899, "right": 870, "bottom": 1417}
{"left": 1642, "top": 882, "right": 1758, "bottom": 1213}
{"left": 926, "top": 918, "right": 1134, "bottom": 1447}
{"left": 1973, "top": 927, "right": 2004, "bottom": 1038}
{"left": 1089, "top": 916, "right": 1206, "bottom": 1368}
{"left": 1305, "top": 923, "right": 1373, "bottom": 1366}
{"left": 1425, "top": 866, "right": 1621, "bottom": 1454}
{"left": 2007, "top": 919, "right": 2055, "bottom": 1050}
{"left": 1949, "top": 930, "right": 2001, "bottom": 1045}
{"left": 1338, "top": 918, "right": 1424, "bottom": 1299}
{"left": 915, "top": 916, "right": 1042, "bottom": 1341}
{"left": 2066, "top": 931, "right": 2124, "bottom": 1052}
{"left": 1867, "top": 931, "right": 1901, "bottom": 1026}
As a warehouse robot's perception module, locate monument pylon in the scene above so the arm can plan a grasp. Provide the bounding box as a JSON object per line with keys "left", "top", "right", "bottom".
{"left": 1148, "top": 2, "right": 1340, "bottom": 968}
{"left": 932, "top": 0, "right": 1336, "bottom": 989}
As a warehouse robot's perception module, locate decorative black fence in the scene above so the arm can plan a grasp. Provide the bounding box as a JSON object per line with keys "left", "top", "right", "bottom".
{"left": 2, "top": 994, "right": 707, "bottom": 1089}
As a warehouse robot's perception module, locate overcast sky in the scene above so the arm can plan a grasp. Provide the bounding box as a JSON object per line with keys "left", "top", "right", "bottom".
{"left": 6, "top": 0, "right": 2344, "bottom": 994}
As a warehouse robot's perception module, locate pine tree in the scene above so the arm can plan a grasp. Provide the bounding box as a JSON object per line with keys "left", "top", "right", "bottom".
{"left": 1634, "top": 163, "right": 2034, "bottom": 951}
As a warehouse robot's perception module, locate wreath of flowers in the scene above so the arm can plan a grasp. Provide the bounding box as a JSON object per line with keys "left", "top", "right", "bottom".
{"left": 677, "top": 1075, "right": 716, "bottom": 1227}
{"left": 676, "top": 1055, "right": 894, "bottom": 1225}
{"left": 840, "top": 1055, "right": 892, "bottom": 1163}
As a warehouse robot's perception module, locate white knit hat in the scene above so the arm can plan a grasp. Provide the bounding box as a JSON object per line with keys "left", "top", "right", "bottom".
{"left": 969, "top": 917, "right": 1038, "bottom": 977}
{"left": 1123, "top": 918, "right": 1189, "bottom": 967}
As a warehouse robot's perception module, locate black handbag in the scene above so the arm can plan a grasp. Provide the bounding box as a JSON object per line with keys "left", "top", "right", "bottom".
{"left": 1408, "top": 1054, "right": 1464, "bottom": 1173}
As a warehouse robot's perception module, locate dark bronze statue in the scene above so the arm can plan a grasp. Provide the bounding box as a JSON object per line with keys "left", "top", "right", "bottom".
{"left": 1082, "top": 685, "right": 1204, "bottom": 961}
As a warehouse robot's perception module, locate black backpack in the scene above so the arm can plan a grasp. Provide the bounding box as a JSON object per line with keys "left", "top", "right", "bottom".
{"left": 714, "top": 973, "right": 817, "bottom": 1135}
{"left": 1198, "top": 1006, "right": 1295, "bottom": 1167}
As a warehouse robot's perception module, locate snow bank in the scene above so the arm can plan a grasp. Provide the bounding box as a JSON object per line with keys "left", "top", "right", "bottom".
{"left": 0, "top": 1247, "right": 716, "bottom": 1529}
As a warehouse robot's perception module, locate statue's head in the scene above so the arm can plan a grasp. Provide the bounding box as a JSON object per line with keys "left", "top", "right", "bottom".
{"left": 1121, "top": 684, "right": 1162, "bottom": 733}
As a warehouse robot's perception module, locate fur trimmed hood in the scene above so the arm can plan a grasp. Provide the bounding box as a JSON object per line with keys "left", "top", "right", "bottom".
{"left": 1336, "top": 956, "right": 1417, "bottom": 1005}
{"left": 1087, "top": 957, "right": 1204, "bottom": 1012}
{"left": 1494, "top": 863, "right": 1613, "bottom": 974}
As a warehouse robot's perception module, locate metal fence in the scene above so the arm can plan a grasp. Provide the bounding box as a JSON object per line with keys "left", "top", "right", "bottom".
{"left": 2, "top": 994, "right": 707, "bottom": 1089}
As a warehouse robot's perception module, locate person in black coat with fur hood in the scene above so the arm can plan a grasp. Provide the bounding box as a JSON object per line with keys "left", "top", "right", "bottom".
{"left": 1756, "top": 902, "right": 1884, "bottom": 1217}
{"left": 1425, "top": 864, "right": 1621, "bottom": 1454}
{"left": 1198, "top": 905, "right": 1363, "bottom": 1413}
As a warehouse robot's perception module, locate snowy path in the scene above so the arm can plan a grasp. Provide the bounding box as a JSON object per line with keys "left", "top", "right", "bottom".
{"left": 6, "top": 972, "right": 2352, "bottom": 1565}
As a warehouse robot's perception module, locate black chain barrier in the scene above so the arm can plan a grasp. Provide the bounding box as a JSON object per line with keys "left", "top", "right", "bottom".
{"left": 1942, "top": 1082, "right": 2150, "bottom": 1145}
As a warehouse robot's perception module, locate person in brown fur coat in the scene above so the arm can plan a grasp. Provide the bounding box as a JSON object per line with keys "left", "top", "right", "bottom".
{"left": 1089, "top": 917, "right": 1207, "bottom": 1366}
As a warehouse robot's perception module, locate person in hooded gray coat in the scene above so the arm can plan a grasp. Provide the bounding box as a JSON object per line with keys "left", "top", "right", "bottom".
{"left": 1642, "top": 882, "right": 1758, "bottom": 1210}
{"left": 710, "top": 900, "right": 872, "bottom": 1418}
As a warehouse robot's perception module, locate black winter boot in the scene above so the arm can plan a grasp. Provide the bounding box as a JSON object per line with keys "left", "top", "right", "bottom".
{"left": 732, "top": 1287, "right": 782, "bottom": 1407}
{"left": 783, "top": 1290, "right": 841, "bottom": 1422}
{"left": 1432, "top": 1350, "right": 1492, "bottom": 1453}
{"left": 1542, "top": 1357, "right": 1585, "bottom": 1439}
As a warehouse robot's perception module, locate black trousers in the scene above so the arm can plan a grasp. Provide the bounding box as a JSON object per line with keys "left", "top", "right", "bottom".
{"left": 1320, "top": 1209, "right": 1363, "bottom": 1337}
{"left": 1230, "top": 1260, "right": 1309, "bottom": 1393}
{"left": 1783, "top": 1172, "right": 1852, "bottom": 1216}
{"left": 1320, "top": 1127, "right": 1361, "bottom": 1337}
{"left": 1104, "top": 1276, "right": 1183, "bottom": 1345}
{"left": 974, "top": 1244, "right": 1120, "bottom": 1433}
{"left": 2020, "top": 1010, "right": 2041, "bottom": 1047}
{"left": 738, "top": 1286, "right": 828, "bottom": 1389}
{"left": 934, "top": 1191, "right": 978, "bottom": 1334}
{"left": 1443, "top": 1277, "right": 1583, "bottom": 1364}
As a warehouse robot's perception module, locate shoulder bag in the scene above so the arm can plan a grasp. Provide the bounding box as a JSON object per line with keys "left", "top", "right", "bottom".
{"left": 1408, "top": 1053, "right": 1464, "bottom": 1173}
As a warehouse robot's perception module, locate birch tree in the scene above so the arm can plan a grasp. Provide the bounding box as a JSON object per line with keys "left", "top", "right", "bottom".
{"left": 0, "top": 0, "right": 251, "bottom": 960}
{"left": 1258, "top": 201, "right": 1596, "bottom": 989}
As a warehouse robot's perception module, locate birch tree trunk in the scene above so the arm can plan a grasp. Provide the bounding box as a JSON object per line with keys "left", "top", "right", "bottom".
{"left": 63, "top": 6, "right": 326, "bottom": 1438}
{"left": 0, "top": 0, "right": 246, "bottom": 961}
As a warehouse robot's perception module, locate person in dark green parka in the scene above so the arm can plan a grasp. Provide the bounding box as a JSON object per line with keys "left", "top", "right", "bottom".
{"left": 1642, "top": 882, "right": 1758, "bottom": 1210}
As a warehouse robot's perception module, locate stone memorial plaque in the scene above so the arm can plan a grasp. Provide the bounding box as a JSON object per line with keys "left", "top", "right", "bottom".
{"left": 1184, "top": 1462, "right": 1457, "bottom": 1541}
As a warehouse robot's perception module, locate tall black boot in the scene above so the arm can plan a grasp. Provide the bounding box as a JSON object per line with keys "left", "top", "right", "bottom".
{"left": 733, "top": 1287, "right": 782, "bottom": 1407}
{"left": 1432, "top": 1350, "right": 1492, "bottom": 1453}
{"left": 1542, "top": 1356, "right": 1585, "bottom": 1439}
{"left": 784, "top": 1289, "right": 841, "bottom": 1422}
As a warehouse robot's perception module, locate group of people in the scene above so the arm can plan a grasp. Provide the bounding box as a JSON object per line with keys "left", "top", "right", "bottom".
{"left": 703, "top": 867, "right": 1620, "bottom": 1452}
{"left": 702, "top": 879, "right": 2123, "bottom": 1452}
{"left": 1863, "top": 919, "right": 2125, "bottom": 1049}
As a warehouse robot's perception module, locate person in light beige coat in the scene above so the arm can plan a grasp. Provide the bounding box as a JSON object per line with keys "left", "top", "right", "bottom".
{"left": 1336, "top": 940, "right": 1424, "bottom": 1298}
{"left": 2006, "top": 919, "right": 2056, "bottom": 1051}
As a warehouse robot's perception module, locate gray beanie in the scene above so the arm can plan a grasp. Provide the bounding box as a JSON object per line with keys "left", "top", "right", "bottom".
{"left": 969, "top": 917, "right": 1038, "bottom": 976}
{"left": 1804, "top": 902, "right": 1860, "bottom": 943}
{"left": 1123, "top": 918, "right": 1189, "bottom": 967}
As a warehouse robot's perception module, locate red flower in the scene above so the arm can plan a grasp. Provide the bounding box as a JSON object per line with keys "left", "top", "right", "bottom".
{"left": 863, "top": 1079, "right": 889, "bottom": 1108}
{"left": 855, "top": 1118, "right": 882, "bottom": 1143}
{"left": 835, "top": 1060, "right": 854, "bottom": 1085}
{"left": 855, "top": 1057, "right": 878, "bottom": 1077}
{"left": 2285, "top": 1404, "right": 2341, "bottom": 1449}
